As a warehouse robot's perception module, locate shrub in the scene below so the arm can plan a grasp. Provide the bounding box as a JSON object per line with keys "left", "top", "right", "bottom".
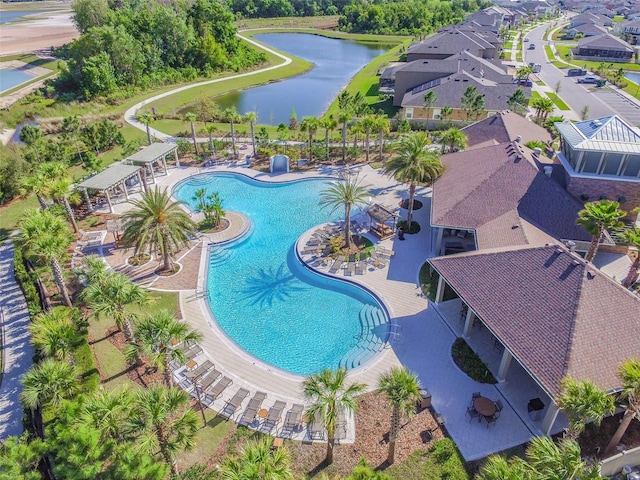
{"left": 13, "top": 241, "right": 43, "bottom": 317}
{"left": 451, "top": 337, "right": 497, "bottom": 384}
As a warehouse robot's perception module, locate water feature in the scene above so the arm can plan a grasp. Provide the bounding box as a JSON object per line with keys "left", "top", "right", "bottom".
{"left": 624, "top": 71, "right": 640, "bottom": 86}
{"left": 0, "top": 10, "right": 47, "bottom": 24}
{"left": 270, "top": 154, "right": 289, "bottom": 173}
{"left": 0, "top": 68, "right": 34, "bottom": 93}
{"left": 214, "top": 33, "right": 389, "bottom": 125}
{"left": 174, "top": 173, "right": 388, "bottom": 375}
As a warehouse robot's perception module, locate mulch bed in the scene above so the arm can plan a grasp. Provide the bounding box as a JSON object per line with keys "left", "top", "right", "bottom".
{"left": 399, "top": 199, "right": 423, "bottom": 211}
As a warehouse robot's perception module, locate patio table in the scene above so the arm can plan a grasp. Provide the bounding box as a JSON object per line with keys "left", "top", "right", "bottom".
{"left": 473, "top": 397, "right": 496, "bottom": 417}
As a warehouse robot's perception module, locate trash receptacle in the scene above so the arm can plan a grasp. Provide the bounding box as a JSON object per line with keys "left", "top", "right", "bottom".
{"left": 419, "top": 389, "right": 431, "bottom": 409}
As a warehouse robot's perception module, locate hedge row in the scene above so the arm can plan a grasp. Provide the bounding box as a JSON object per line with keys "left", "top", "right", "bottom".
{"left": 12, "top": 241, "right": 43, "bottom": 317}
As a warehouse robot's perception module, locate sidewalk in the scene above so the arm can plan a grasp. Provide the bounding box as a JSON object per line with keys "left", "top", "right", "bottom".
{"left": 0, "top": 240, "right": 34, "bottom": 440}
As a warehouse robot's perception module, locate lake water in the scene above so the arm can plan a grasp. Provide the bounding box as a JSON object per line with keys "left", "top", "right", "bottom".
{"left": 214, "top": 33, "right": 389, "bottom": 125}
{"left": 0, "top": 68, "right": 34, "bottom": 93}
{"left": 624, "top": 72, "right": 640, "bottom": 86}
{"left": 0, "top": 10, "right": 46, "bottom": 23}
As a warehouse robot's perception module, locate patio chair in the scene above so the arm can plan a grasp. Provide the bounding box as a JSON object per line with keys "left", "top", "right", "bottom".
{"left": 328, "top": 256, "right": 345, "bottom": 274}
{"left": 197, "top": 368, "right": 222, "bottom": 390}
{"left": 355, "top": 260, "right": 367, "bottom": 275}
{"left": 485, "top": 413, "right": 498, "bottom": 428}
{"left": 182, "top": 344, "right": 203, "bottom": 361}
{"left": 185, "top": 360, "right": 214, "bottom": 379}
{"left": 222, "top": 388, "right": 250, "bottom": 419}
{"left": 239, "top": 391, "right": 267, "bottom": 426}
{"left": 308, "top": 417, "right": 325, "bottom": 441}
{"left": 345, "top": 262, "right": 356, "bottom": 276}
{"left": 206, "top": 376, "right": 233, "bottom": 400}
{"left": 494, "top": 399, "right": 503, "bottom": 418}
{"left": 283, "top": 404, "right": 305, "bottom": 432}
{"left": 466, "top": 406, "right": 480, "bottom": 422}
{"left": 263, "top": 400, "right": 287, "bottom": 432}
{"left": 369, "top": 251, "right": 388, "bottom": 268}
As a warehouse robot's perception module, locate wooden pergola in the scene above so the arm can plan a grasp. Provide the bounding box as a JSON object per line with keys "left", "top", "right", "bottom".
{"left": 367, "top": 203, "right": 398, "bottom": 240}
{"left": 123, "top": 143, "right": 179, "bottom": 185}
{"left": 78, "top": 164, "right": 144, "bottom": 213}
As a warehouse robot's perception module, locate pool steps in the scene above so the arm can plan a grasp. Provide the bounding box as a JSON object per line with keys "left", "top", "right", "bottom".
{"left": 339, "top": 304, "right": 389, "bottom": 369}
{"left": 208, "top": 245, "right": 235, "bottom": 267}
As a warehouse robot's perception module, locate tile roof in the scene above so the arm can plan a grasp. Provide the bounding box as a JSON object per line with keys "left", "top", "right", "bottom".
{"left": 397, "top": 50, "right": 509, "bottom": 82}
{"left": 577, "top": 33, "right": 634, "bottom": 51}
{"left": 556, "top": 115, "right": 640, "bottom": 153}
{"left": 429, "top": 245, "right": 640, "bottom": 398}
{"left": 462, "top": 111, "right": 552, "bottom": 148}
{"left": 407, "top": 29, "right": 494, "bottom": 56}
{"left": 430, "top": 142, "right": 591, "bottom": 248}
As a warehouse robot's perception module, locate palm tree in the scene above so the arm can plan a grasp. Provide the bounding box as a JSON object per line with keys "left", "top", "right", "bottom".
{"left": 576, "top": 200, "right": 626, "bottom": 262}
{"left": 184, "top": 112, "right": 199, "bottom": 156}
{"left": 22, "top": 359, "right": 80, "bottom": 436}
{"left": 439, "top": 105, "right": 453, "bottom": 124}
{"left": 515, "top": 66, "right": 534, "bottom": 85}
{"left": 45, "top": 162, "right": 80, "bottom": 233}
{"left": 129, "top": 385, "right": 199, "bottom": 475}
{"left": 80, "top": 270, "right": 149, "bottom": 342}
{"left": 507, "top": 88, "right": 528, "bottom": 114}
{"left": 20, "top": 169, "right": 49, "bottom": 209}
{"left": 375, "top": 115, "right": 391, "bottom": 162}
{"left": 319, "top": 174, "right": 370, "bottom": 250}
{"left": 383, "top": 132, "right": 444, "bottom": 226}
{"left": 300, "top": 116, "right": 321, "bottom": 162}
{"left": 605, "top": 359, "right": 640, "bottom": 456}
{"left": 618, "top": 227, "right": 640, "bottom": 287}
{"left": 220, "top": 437, "right": 294, "bottom": 480}
{"left": 125, "top": 310, "right": 202, "bottom": 386}
{"left": 120, "top": 187, "right": 197, "bottom": 272}
{"left": 81, "top": 386, "right": 135, "bottom": 443}
{"left": 30, "top": 306, "right": 80, "bottom": 362}
{"left": 224, "top": 107, "right": 241, "bottom": 159}
{"left": 378, "top": 367, "right": 422, "bottom": 465}
{"left": 338, "top": 111, "right": 351, "bottom": 162}
{"left": 302, "top": 368, "right": 366, "bottom": 465}
{"left": 346, "top": 458, "right": 391, "bottom": 480}
{"left": 19, "top": 209, "right": 74, "bottom": 307}
{"left": 323, "top": 115, "right": 337, "bottom": 150}
{"left": 205, "top": 123, "right": 217, "bottom": 157}
{"left": 423, "top": 91, "right": 437, "bottom": 132}
{"left": 531, "top": 97, "right": 554, "bottom": 121}
{"left": 358, "top": 115, "right": 378, "bottom": 163}
{"left": 556, "top": 377, "right": 614, "bottom": 440}
{"left": 137, "top": 113, "right": 154, "bottom": 145}
{"left": 438, "top": 127, "right": 468, "bottom": 154}
{"left": 461, "top": 86, "right": 485, "bottom": 121}
{"left": 244, "top": 111, "right": 258, "bottom": 158}
{"left": 477, "top": 454, "right": 531, "bottom": 480}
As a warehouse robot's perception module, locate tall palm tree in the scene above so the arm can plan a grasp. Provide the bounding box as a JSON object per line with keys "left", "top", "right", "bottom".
{"left": 19, "top": 209, "right": 74, "bottom": 307}
{"left": 184, "top": 112, "right": 199, "bottom": 156}
{"left": 576, "top": 200, "right": 626, "bottom": 262}
{"left": 125, "top": 310, "right": 202, "bottom": 386}
{"left": 439, "top": 105, "right": 453, "bottom": 124}
{"left": 375, "top": 115, "right": 391, "bottom": 162}
{"left": 80, "top": 386, "right": 135, "bottom": 443}
{"left": 358, "top": 115, "right": 378, "bottom": 163}
{"left": 338, "top": 111, "right": 351, "bottom": 162}
{"left": 137, "top": 113, "right": 154, "bottom": 145}
{"left": 383, "top": 132, "right": 444, "bottom": 226}
{"left": 244, "top": 110, "right": 258, "bottom": 158}
{"left": 80, "top": 270, "right": 149, "bottom": 342}
{"left": 19, "top": 169, "right": 49, "bottom": 210}
{"left": 378, "top": 367, "right": 422, "bottom": 465}
{"left": 300, "top": 116, "right": 321, "bottom": 162}
{"left": 319, "top": 174, "right": 370, "bottom": 250}
{"left": 224, "top": 107, "right": 241, "bottom": 159}
{"left": 423, "top": 90, "right": 437, "bottom": 132}
{"left": 531, "top": 97, "right": 554, "bottom": 121}
{"left": 323, "top": 115, "right": 337, "bottom": 150}
{"left": 605, "top": 358, "right": 640, "bottom": 456}
{"left": 438, "top": 127, "right": 468, "bottom": 154}
{"left": 120, "top": 187, "right": 197, "bottom": 272}
{"left": 507, "top": 88, "right": 528, "bottom": 114}
{"left": 30, "top": 306, "right": 80, "bottom": 362}
{"left": 129, "top": 385, "right": 199, "bottom": 475}
{"left": 220, "top": 437, "right": 294, "bottom": 480}
{"left": 205, "top": 123, "right": 216, "bottom": 157}
{"left": 556, "top": 377, "right": 614, "bottom": 440}
{"left": 302, "top": 368, "right": 366, "bottom": 465}
{"left": 618, "top": 227, "right": 640, "bottom": 287}
{"left": 22, "top": 359, "right": 80, "bottom": 437}
{"left": 45, "top": 162, "right": 80, "bottom": 233}
{"left": 515, "top": 66, "right": 534, "bottom": 84}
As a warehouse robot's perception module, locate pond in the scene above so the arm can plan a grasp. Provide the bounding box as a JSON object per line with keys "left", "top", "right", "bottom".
{"left": 214, "top": 33, "right": 389, "bottom": 125}
{"left": 0, "top": 68, "right": 35, "bottom": 93}
{"left": 0, "top": 10, "right": 47, "bottom": 24}
{"left": 624, "top": 71, "right": 640, "bottom": 86}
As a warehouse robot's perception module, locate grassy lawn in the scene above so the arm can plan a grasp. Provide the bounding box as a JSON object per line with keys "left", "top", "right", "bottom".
{"left": 544, "top": 45, "right": 556, "bottom": 62}
{"left": 177, "top": 411, "right": 235, "bottom": 472}
{"left": 503, "top": 41, "right": 513, "bottom": 49}
{"left": 0, "top": 195, "right": 39, "bottom": 242}
{"left": 236, "top": 15, "right": 340, "bottom": 31}
{"left": 535, "top": 80, "right": 545, "bottom": 86}
{"left": 529, "top": 91, "right": 542, "bottom": 105}
{"left": 386, "top": 439, "right": 471, "bottom": 480}
{"left": 545, "top": 92, "right": 570, "bottom": 110}
{"left": 516, "top": 52, "right": 523, "bottom": 62}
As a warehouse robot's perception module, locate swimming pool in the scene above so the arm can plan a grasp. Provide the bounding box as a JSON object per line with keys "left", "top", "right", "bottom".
{"left": 0, "top": 68, "right": 34, "bottom": 93}
{"left": 174, "top": 173, "right": 389, "bottom": 375}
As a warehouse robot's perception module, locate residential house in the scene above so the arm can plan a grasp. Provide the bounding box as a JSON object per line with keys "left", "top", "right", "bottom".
{"left": 564, "top": 23, "right": 609, "bottom": 39}
{"left": 555, "top": 115, "right": 640, "bottom": 210}
{"left": 462, "top": 110, "right": 552, "bottom": 149}
{"left": 614, "top": 19, "right": 640, "bottom": 43}
{"left": 570, "top": 11, "right": 613, "bottom": 28}
{"left": 572, "top": 33, "right": 634, "bottom": 61}
{"left": 406, "top": 29, "right": 499, "bottom": 62}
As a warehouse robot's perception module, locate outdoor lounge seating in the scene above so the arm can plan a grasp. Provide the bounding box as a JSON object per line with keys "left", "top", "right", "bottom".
{"left": 355, "top": 260, "right": 367, "bottom": 275}
{"left": 466, "top": 405, "right": 480, "bottom": 422}
{"left": 185, "top": 360, "right": 214, "bottom": 379}
{"left": 308, "top": 417, "right": 325, "bottom": 441}
{"left": 206, "top": 376, "right": 233, "bottom": 400}
{"left": 197, "top": 368, "right": 222, "bottom": 390}
{"left": 222, "top": 388, "right": 250, "bottom": 419}
{"left": 283, "top": 404, "right": 305, "bottom": 432}
{"left": 369, "top": 251, "right": 388, "bottom": 268}
{"left": 263, "top": 400, "right": 287, "bottom": 431}
{"left": 328, "top": 256, "right": 346, "bottom": 274}
{"left": 239, "top": 391, "right": 267, "bottom": 426}
{"left": 345, "top": 262, "right": 356, "bottom": 276}
{"left": 181, "top": 344, "right": 203, "bottom": 361}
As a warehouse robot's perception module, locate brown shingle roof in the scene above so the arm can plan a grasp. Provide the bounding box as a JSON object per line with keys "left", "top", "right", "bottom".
{"left": 462, "top": 111, "right": 552, "bottom": 148}
{"left": 429, "top": 245, "right": 640, "bottom": 398}
{"left": 430, "top": 142, "right": 591, "bottom": 248}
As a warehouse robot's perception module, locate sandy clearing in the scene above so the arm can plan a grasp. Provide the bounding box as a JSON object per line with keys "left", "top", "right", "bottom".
{"left": 0, "top": 12, "right": 78, "bottom": 56}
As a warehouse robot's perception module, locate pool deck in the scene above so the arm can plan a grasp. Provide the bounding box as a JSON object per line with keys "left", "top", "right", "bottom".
{"left": 93, "top": 162, "right": 563, "bottom": 459}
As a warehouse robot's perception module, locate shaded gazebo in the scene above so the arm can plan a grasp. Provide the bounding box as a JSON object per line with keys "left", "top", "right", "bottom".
{"left": 123, "top": 143, "right": 179, "bottom": 185}
{"left": 78, "top": 164, "right": 144, "bottom": 213}
{"left": 367, "top": 203, "right": 398, "bottom": 240}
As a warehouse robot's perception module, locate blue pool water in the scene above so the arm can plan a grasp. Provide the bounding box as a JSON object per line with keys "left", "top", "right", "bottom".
{"left": 174, "top": 173, "right": 387, "bottom": 375}
{"left": 0, "top": 68, "right": 33, "bottom": 93}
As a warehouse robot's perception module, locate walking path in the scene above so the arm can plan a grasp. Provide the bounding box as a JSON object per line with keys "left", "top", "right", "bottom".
{"left": 0, "top": 240, "right": 34, "bottom": 440}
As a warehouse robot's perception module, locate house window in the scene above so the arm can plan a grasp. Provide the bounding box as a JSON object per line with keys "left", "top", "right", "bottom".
{"left": 405, "top": 108, "right": 413, "bottom": 120}
{"left": 432, "top": 108, "right": 441, "bottom": 119}
{"left": 600, "top": 152, "right": 624, "bottom": 175}
{"left": 580, "top": 151, "right": 602, "bottom": 174}
{"left": 622, "top": 155, "right": 640, "bottom": 177}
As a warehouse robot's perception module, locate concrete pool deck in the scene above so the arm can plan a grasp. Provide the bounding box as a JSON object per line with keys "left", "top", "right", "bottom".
{"left": 92, "top": 162, "right": 562, "bottom": 459}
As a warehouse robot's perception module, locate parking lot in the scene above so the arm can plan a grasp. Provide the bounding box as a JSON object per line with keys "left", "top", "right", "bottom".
{"left": 592, "top": 89, "right": 640, "bottom": 126}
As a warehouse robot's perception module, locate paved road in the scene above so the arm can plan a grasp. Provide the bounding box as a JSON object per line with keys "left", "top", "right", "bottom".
{"left": 524, "top": 23, "right": 640, "bottom": 126}
{"left": 0, "top": 240, "right": 33, "bottom": 440}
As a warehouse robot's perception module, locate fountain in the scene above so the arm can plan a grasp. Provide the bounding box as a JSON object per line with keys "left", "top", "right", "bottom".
{"left": 270, "top": 154, "right": 290, "bottom": 173}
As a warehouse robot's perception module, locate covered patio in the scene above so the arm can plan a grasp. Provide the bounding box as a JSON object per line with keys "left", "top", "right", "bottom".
{"left": 123, "top": 142, "right": 180, "bottom": 184}
{"left": 78, "top": 164, "right": 145, "bottom": 213}
{"left": 367, "top": 203, "right": 398, "bottom": 240}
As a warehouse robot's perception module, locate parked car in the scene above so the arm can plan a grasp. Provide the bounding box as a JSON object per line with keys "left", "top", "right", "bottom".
{"left": 567, "top": 68, "right": 587, "bottom": 77}
{"left": 528, "top": 43, "right": 536, "bottom": 50}
{"left": 577, "top": 76, "right": 599, "bottom": 84}
{"left": 524, "top": 37, "right": 530, "bottom": 42}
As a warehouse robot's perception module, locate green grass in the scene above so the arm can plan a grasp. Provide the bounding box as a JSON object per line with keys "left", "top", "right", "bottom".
{"left": 126, "top": 291, "right": 180, "bottom": 317}
{"left": 177, "top": 410, "right": 235, "bottom": 471}
{"left": 516, "top": 52, "right": 523, "bottom": 62}
{"left": 613, "top": 15, "right": 625, "bottom": 23}
{"left": 535, "top": 80, "right": 545, "bottom": 86}
{"left": 503, "top": 41, "right": 513, "bottom": 49}
{"left": 545, "top": 92, "right": 570, "bottom": 110}
{"left": 386, "top": 439, "right": 471, "bottom": 480}
{"left": 544, "top": 45, "right": 555, "bottom": 62}
{"left": 529, "top": 91, "right": 542, "bottom": 105}
{"left": 0, "top": 195, "right": 39, "bottom": 242}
